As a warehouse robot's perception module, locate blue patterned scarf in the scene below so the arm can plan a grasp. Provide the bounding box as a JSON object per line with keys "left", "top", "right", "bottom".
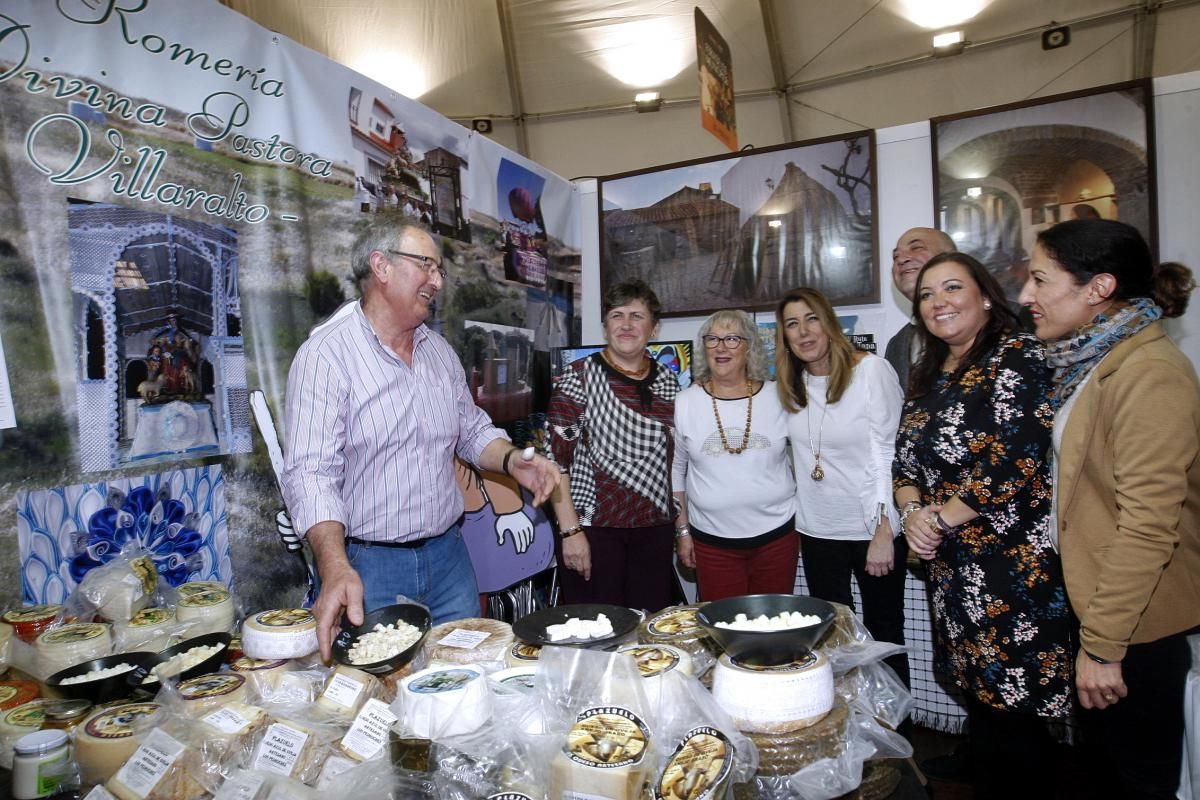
{"left": 1045, "top": 296, "right": 1161, "bottom": 410}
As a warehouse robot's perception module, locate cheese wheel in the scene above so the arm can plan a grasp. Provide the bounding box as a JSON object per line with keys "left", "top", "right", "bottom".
{"left": 114, "top": 607, "right": 176, "bottom": 653}
{"left": 230, "top": 656, "right": 295, "bottom": 698}
{"left": 504, "top": 641, "right": 542, "bottom": 668}
{"left": 488, "top": 666, "right": 537, "bottom": 693}
{"left": 616, "top": 644, "right": 694, "bottom": 679}
{"left": 3, "top": 605, "right": 63, "bottom": 644}
{"left": 241, "top": 609, "right": 319, "bottom": 660}
{"left": 653, "top": 726, "right": 735, "bottom": 800}
{"left": 0, "top": 699, "right": 50, "bottom": 770}
{"left": 743, "top": 696, "right": 848, "bottom": 776}
{"left": 315, "top": 664, "right": 378, "bottom": 719}
{"left": 398, "top": 665, "right": 492, "bottom": 738}
{"left": 0, "top": 680, "right": 40, "bottom": 711}
{"left": 422, "top": 618, "right": 512, "bottom": 665}
{"left": 637, "top": 604, "right": 719, "bottom": 670}
{"left": 548, "top": 705, "right": 651, "bottom": 800}
{"left": 35, "top": 622, "right": 113, "bottom": 676}
{"left": 175, "top": 583, "right": 234, "bottom": 636}
{"left": 175, "top": 672, "right": 248, "bottom": 716}
{"left": 77, "top": 702, "right": 162, "bottom": 784}
{"left": 711, "top": 651, "right": 834, "bottom": 734}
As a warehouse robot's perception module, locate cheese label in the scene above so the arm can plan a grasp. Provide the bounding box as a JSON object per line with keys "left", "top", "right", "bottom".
{"left": 499, "top": 673, "right": 536, "bottom": 691}
{"left": 435, "top": 628, "right": 491, "bottom": 649}
{"left": 128, "top": 608, "right": 172, "bottom": 627}
{"left": 729, "top": 652, "right": 818, "bottom": 672}
{"left": 619, "top": 645, "right": 680, "bottom": 678}
{"left": 509, "top": 642, "right": 541, "bottom": 661}
{"left": 564, "top": 706, "right": 649, "bottom": 769}
{"left": 129, "top": 557, "right": 157, "bottom": 595}
{"left": 85, "top": 703, "right": 160, "bottom": 739}
{"left": 232, "top": 657, "right": 289, "bottom": 672}
{"left": 253, "top": 609, "right": 314, "bottom": 628}
{"left": 322, "top": 672, "right": 364, "bottom": 708}
{"left": 214, "top": 769, "right": 266, "bottom": 800}
{"left": 5, "top": 701, "right": 48, "bottom": 727}
{"left": 177, "top": 586, "right": 230, "bottom": 608}
{"left": 202, "top": 706, "right": 255, "bottom": 735}
{"left": 177, "top": 581, "right": 225, "bottom": 598}
{"left": 180, "top": 673, "right": 245, "bottom": 700}
{"left": 647, "top": 608, "right": 700, "bottom": 637}
{"left": 0, "top": 686, "right": 15, "bottom": 704}
{"left": 407, "top": 668, "right": 479, "bottom": 694}
{"left": 253, "top": 722, "right": 309, "bottom": 776}
{"left": 654, "top": 726, "right": 734, "bottom": 800}
{"left": 487, "top": 794, "right": 535, "bottom": 800}
{"left": 340, "top": 698, "right": 397, "bottom": 761}
{"left": 3, "top": 604, "right": 61, "bottom": 623}
{"left": 41, "top": 622, "right": 107, "bottom": 644}
{"left": 113, "top": 728, "right": 186, "bottom": 799}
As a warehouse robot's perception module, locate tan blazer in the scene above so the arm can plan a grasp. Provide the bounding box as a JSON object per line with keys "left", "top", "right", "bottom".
{"left": 1056, "top": 322, "right": 1200, "bottom": 662}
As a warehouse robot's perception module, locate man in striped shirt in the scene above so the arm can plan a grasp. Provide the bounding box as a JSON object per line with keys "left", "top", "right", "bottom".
{"left": 281, "top": 214, "right": 560, "bottom": 659}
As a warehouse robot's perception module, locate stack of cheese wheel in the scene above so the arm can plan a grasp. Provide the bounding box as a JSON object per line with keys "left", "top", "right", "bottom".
{"left": 505, "top": 641, "right": 542, "bottom": 668}
{"left": 637, "top": 604, "right": 718, "bottom": 672}
{"left": 175, "top": 581, "right": 235, "bottom": 636}
{"left": 241, "top": 609, "right": 319, "bottom": 660}
{"left": 711, "top": 650, "right": 834, "bottom": 735}
{"left": 740, "top": 696, "right": 849, "bottom": 778}
{"left": 175, "top": 672, "right": 249, "bottom": 716}
{"left": 855, "top": 759, "right": 903, "bottom": 800}
{"left": 76, "top": 702, "right": 162, "bottom": 783}
{"left": 113, "top": 607, "right": 176, "bottom": 653}
{"left": 88, "top": 556, "right": 156, "bottom": 622}
{"left": 315, "top": 664, "right": 379, "bottom": 719}
{"left": 35, "top": 622, "right": 112, "bottom": 676}
{"left": 3, "top": 605, "right": 63, "bottom": 644}
{"left": 422, "top": 618, "right": 513, "bottom": 666}
{"left": 0, "top": 700, "right": 49, "bottom": 770}
{"left": 817, "top": 602, "right": 860, "bottom": 653}
{"left": 398, "top": 665, "right": 492, "bottom": 738}
{"left": 0, "top": 681, "right": 40, "bottom": 713}
{"left": 230, "top": 656, "right": 295, "bottom": 698}
{"left": 549, "top": 705, "right": 652, "bottom": 800}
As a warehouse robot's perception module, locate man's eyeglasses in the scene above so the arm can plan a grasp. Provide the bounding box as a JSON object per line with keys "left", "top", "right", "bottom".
{"left": 702, "top": 335, "right": 747, "bottom": 350}
{"left": 387, "top": 249, "right": 447, "bottom": 280}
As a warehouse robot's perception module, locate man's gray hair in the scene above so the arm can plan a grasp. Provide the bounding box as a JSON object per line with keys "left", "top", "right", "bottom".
{"left": 692, "top": 309, "right": 770, "bottom": 385}
{"left": 350, "top": 213, "right": 433, "bottom": 293}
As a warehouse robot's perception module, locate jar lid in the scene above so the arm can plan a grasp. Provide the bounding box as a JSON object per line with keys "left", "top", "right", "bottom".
{"left": 45, "top": 699, "right": 92, "bottom": 721}
{"left": 13, "top": 728, "right": 68, "bottom": 755}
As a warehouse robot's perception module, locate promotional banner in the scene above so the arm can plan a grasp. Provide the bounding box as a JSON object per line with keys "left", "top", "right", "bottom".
{"left": 0, "top": 1, "right": 581, "bottom": 609}
{"left": 695, "top": 7, "right": 737, "bottom": 151}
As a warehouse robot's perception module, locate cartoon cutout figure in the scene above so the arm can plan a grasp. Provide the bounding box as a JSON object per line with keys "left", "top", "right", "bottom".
{"left": 456, "top": 457, "right": 554, "bottom": 593}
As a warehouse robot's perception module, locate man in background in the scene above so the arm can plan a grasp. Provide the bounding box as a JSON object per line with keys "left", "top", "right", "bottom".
{"left": 884, "top": 227, "right": 956, "bottom": 393}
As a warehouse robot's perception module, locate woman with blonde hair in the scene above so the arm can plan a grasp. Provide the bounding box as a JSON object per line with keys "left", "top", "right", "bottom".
{"left": 777, "top": 287, "right": 909, "bottom": 687}
{"left": 671, "top": 309, "right": 796, "bottom": 600}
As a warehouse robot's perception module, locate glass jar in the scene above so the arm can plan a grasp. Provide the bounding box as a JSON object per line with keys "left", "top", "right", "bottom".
{"left": 12, "top": 729, "right": 72, "bottom": 800}
{"left": 43, "top": 701, "right": 91, "bottom": 733}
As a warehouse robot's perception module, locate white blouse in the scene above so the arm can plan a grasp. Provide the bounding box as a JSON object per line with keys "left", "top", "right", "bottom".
{"left": 671, "top": 380, "right": 796, "bottom": 539}
{"left": 787, "top": 354, "right": 903, "bottom": 541}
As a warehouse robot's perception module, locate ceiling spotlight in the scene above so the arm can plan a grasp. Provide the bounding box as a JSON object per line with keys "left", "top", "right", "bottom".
{"left": 634, "top": 91, "right": 662, "bottom": 113}
{"left": 768, "top": 219, "right": 783, "bottom": 229}
{"left": 830, "top": 245, "right": 846, "bottom": 258}
{"left": 966, "top": 186, "right": 982, "bottom": 198}
{"left": 950, "top": 231, "right": 967, "bottom": 242}
{"left": 932, "top": 30, "right": 965, "bottom": 56}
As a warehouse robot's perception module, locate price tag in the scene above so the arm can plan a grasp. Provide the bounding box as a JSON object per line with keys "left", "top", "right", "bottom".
{"left": 252, "top": 723, "right": 309, "bottom": 776}
{"left": 436, "top": 628, "right": 491, "bottom": 649}
{"left": 339, "top": 698, "right": 397, "bottom": 761}
{"left": 321, "top": 672, "right": 364, "bottom": 708}
{"left": 112, "top": 729, "right": 186, "bottom": 799}
{"left": 203, "top": 705, "right": 254, "bottom": 734}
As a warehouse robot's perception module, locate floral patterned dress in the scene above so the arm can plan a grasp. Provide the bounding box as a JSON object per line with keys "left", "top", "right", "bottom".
{"left": 894, "top": 334, "right": 1072, "bottom": 717}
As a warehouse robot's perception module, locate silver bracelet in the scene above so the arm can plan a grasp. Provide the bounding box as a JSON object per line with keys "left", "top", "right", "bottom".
{"left": 674, "top": 524, "right": 692, "bottom": 539}
{"left": 898, "top": 501, "right": 922, "bottom": 530}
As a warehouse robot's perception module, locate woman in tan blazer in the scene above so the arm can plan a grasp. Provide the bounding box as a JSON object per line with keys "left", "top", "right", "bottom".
{"left": 1020, "top": 219, "right": 1200, "bottom": 800}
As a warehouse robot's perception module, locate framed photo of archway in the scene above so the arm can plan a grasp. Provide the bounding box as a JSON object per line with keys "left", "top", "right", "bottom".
{"left": 931, "top": 79, "right": 1156, "bottom": 303}
{"left": 598, "top": 131, "right": 879, "bottom": 318}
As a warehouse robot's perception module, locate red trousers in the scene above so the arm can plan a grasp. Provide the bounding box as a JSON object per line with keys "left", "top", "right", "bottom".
{"left": 692, "top": 531, "right": 800, "bottom": 601}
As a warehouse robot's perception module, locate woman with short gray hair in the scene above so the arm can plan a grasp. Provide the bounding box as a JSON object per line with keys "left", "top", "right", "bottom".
{"left": 671, "top": 310, "right": 798, "bottom": 600}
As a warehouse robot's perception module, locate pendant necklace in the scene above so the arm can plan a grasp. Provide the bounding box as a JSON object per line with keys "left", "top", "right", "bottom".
{"left": 711, "top": 380, "right": 754, "bottom": 455}
{"left": 804, "top": 372, "right": 828, "bottom": 481}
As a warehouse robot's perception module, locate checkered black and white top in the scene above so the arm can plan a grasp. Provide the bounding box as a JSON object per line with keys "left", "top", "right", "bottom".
{"left": 548, "top": 354, "right": 678, "bottom": 528}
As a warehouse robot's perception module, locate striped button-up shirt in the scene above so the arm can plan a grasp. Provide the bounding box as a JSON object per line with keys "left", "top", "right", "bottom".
{"left": 281, "top": 302, "right": 506, "bottom": 543}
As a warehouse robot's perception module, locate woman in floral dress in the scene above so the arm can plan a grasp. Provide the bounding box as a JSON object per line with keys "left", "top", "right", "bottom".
{"left": 893, "top": 252, "right": 1071, "bottom": 799}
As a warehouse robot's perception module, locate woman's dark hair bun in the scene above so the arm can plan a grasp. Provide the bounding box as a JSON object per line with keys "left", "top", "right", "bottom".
{"left": 1154, "top": 262, "right": 1196, "bottom": 319}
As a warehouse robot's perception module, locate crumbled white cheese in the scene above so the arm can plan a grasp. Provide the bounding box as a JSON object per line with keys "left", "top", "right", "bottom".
{"left": 545, "top": 614, "right": 614, "bottom": 642}
{"left": 714, "top": 611, "right": 822, "bottom": 631}
{"left": 347, "top": 621, "right": 423, "bottom": 664}
{"left": 60, "top": 662, "right": 136, "bottom": 684}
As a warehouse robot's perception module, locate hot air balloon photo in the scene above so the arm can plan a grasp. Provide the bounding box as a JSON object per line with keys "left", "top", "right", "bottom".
{"left": 497, "top": 158, "right": 549, "bottom": 288}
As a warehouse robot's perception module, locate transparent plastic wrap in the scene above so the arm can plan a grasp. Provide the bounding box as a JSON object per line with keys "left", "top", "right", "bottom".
{"left": 66, "top": 550, "right": 161, "bottom": 624}
{"left": 391, "top": 663, "right": 495, "bottom": 741}
{"left": 313, "top": 663, "right": 384, "bottom": 722}
{"left": 311, "top": 755, "right": 441, "bottom": 800}
{"left": 76, "top": 701, "right": 165, "bottom": 785}
{"left": 246, "top": 707, "right": 345, "bottom": 785}
{"left": 637, "top": 604, "right": 720, "bottom": 678}
{"left": 112, "top": 606, "right": 192, "bottom": 654}
{"left": 33, "top": 621, "right": 115, "bottom": 680}
{"left": 420, "top": 618, "right": 513, "bottom": 670}
{"left": 105, "top": 724, "right": 221, "bottom": 800}
{"left": 247, "top": 667, "right": 326, "bottom": 707}
{"left": 175, "top": 580, "right": 240, "bottom": 637}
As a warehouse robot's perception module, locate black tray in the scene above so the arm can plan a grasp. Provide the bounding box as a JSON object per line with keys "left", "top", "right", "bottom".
{"left": 512, "top": 603, "right": 641, "bottom": 648}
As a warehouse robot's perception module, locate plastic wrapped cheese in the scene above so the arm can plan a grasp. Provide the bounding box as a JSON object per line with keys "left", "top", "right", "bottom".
{"left": 421, "top": 618, "right": 512, "bottom": 666}
{"left": 504, "top": 641, "right": 542, "bottom": 668}
{"left": 114, "top": 608, "right": 177, "bottom": 653}
{"left": 315, "top": 664, "right": 378, "bottom": 719}
{"left": 175, "top": 672, "right": 249, "bottom": 716}
{"left": 3, "top": 605, "right": 64, "bottom": 644}
{"left": 230, "top": 657, "right": 296, "bottom": 699}
{"left": 617, "top": 644, "right": 694, "bottom": 679}
{"left": 196, "top": 702, "right": 267, "bottom": 764}
{"left": 548, "top": 705, "right": 652, "bottom": 800}
{"left": 83, "top": 556, "right": 157, "bottom": 623}
{"left": 637, "top": 604, "right": 718, "bottom": 676}
{"left": 397, "top": 665, "right": 492, "bottom": 738}
{"left": 0, "top": 700, "right": 49, "bottom": 770}
{"left": 712, "top": 651, "right": 834, "bottom": 735}
{"left": 77, "top": 702, "right": 163, "bottom": 784}
{"left": 0, "top": 680, "right": 40, "bottom": 711}
{"left": 106, "top": 727, "right": 207, "bottom": 800}
{"left": 250, "top": 717, "right": 329, "bottom": 782}
{"left": 241, "top": 610, "right": 319, "bottom": 660}
{"left": 36, "top": 622, "right": 112, "bottom": 677}
{"left": 743, "top": 696, "right": 848, "bottom": 776}
{"left": 653, "top": 726, "right": 736, "bottom": 800}
{"left": 175, "top": 583, "right": 235, "bottom": 636}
